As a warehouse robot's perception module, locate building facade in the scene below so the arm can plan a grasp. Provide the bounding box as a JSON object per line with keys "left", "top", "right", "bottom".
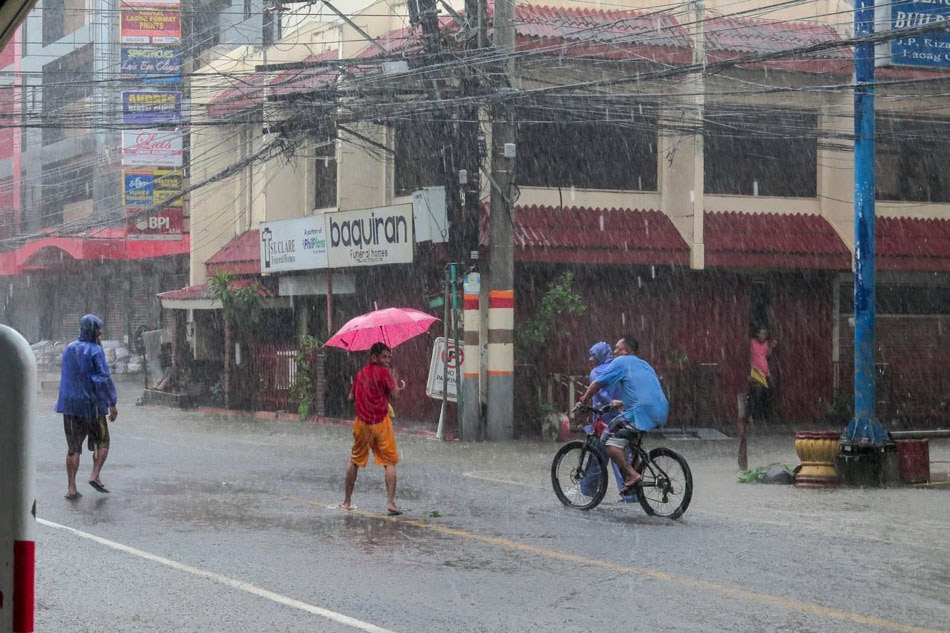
{"left": 171, "top": 0, "right": 950, "bottom": 433}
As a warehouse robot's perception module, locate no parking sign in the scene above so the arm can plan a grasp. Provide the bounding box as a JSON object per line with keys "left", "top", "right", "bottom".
{"left": 426, "top": 337, "right": 462, "bottom": 402}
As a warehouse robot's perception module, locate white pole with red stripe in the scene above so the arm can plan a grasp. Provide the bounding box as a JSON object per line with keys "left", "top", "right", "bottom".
{"left": 0, "top": 325, "right": 36, "bottom": 633}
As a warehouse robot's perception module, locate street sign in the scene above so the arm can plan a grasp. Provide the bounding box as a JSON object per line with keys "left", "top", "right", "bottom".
{"left": 426, "top": 337, "right": 462, "bottom": 402}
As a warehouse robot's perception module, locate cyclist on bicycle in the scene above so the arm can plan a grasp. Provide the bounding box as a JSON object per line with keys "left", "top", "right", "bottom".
{"left": 578, "top": 335, "right": 669, "bottom": 495}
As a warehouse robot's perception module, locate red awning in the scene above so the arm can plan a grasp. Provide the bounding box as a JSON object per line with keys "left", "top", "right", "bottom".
{"left": 269, "top": 50, "right": 341, "bottom": 98}
{"left": 206, "top": 72, "right": 267, "bottom": 120}
{"left": 480, "top": 205, "right": 689, "bottom": 266}
{"left": 0, "top": 250, "right": 16, "bottom": 276}
{"left": 877, "top": 217, "right": 950, "bottom": 272}
{"left": 704, "top": 211, "right": 850, "bottom": 270}
{"left": 5, "top": 228, "right": 189, "bottom": 273}
{"left": 157, "top": 278, "right": 276, "bottom": 310}
{"left": 205, "top": 229, "right": 260, "bottom": 276}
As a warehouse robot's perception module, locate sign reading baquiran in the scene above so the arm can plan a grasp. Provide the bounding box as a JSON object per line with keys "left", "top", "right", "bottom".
{"left": 326, "top": 204, "right": 414, "bottom": 268}
{"left": 876, "top": 0, "right": 950, "bottom": 68}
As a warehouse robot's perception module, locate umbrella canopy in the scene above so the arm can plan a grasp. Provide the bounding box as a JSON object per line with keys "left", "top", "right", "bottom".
{"left": 324, "top": 307, "right": 439, "bottom": 351}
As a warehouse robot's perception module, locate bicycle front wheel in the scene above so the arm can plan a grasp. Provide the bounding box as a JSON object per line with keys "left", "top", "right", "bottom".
{"left": 637, "top": 447, "right": 693, "bottom": 519}
{"left": 551, "top": 440, "right": 609, "bottom": 510}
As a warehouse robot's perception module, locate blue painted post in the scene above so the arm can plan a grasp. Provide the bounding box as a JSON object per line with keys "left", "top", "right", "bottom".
{"left": 844, "top": 0, "right": 888, "bottom": 446}
{"left": 0, "top": 325, "right": 36, "bottom": 633}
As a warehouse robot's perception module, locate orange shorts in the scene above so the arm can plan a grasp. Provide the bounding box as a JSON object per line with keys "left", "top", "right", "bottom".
{"left": 350, "top": 415, "right": 399, "bottom": 468}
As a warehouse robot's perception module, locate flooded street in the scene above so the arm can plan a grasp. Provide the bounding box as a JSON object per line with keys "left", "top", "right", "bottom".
{"left": 31, "top": 384, "right": 949, "bottom": 633}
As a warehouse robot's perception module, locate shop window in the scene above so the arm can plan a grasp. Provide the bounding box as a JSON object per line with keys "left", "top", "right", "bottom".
{"left": 314, "top": 138, "right": 337, "bottom": 210}
{"left": 876, "top": 115, "right": 950, "bottom": 203}
{"left": 704, "top": 107, "right": 817, "bottom": 197}
{"left": 393, "top": 122, "right": 446, "bottom": 197}
{"left": 516, "top": 102, "right": 657, "bottom": 191}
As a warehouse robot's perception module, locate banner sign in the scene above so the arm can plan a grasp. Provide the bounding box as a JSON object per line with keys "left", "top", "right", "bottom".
{"left": 122, "top": 130, "right": 183, "bottom": 167}
{"left": 876, "top": 0, "right": 950, "bottom": 68}
{"left": 123, "top": 169, "right": 183, "bottom": 207}
{"left": 325, "top": 204, "right": 414, "bottom": 268}
{"left": 120, "top": 5, "right": 181, "bottom": 44}
{"left": 426, "top": 337, "right": 461, "bottom": 402}
{"left": 127, "top": 206, "right": 183, "bottom": 241}
{"left": 120, "top": 46, "right": 182, "bottom": 81}
{"left": 121, "top": 0, "right": 180, "bottom": 5}
{"left": 122, "top": 91, "right": 181, "bottom": 125}
{"left": 259, "top": 216, "right": 328, "bottom": 273}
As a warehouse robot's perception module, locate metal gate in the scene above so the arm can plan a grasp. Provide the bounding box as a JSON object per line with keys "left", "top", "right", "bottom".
{"left": 251, "top": 344, "right": 297, "bottom": 412}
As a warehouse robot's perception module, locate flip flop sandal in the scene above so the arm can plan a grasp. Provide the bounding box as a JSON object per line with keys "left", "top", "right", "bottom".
{"left": 89, "top": 481, "right": 110, "bottom": 494}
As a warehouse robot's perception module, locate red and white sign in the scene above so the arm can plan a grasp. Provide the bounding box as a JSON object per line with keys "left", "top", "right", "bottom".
{"left": 122, "top": 130, "right": 183, "bottom": 167}
{"left": 127, "top": 206, "right": 184, "bottom": 241}
{"left": 426, "top": 337, "right": 462, "bottom": 402}
{"left": 120, "top": 5, "right": 181, "bottom": 44}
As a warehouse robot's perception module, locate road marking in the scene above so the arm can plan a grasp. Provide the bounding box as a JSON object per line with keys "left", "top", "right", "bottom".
{"left": 37, "top": 518, "right": 396, "bottom": 633}
{"left": 462, "top": 471, "right": 545, "bottom": 488}
{"left": 287, "top": 497, "right": 946, "bottom": 633}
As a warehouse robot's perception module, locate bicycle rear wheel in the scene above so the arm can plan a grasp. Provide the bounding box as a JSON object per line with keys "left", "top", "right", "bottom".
{"left": 637, "top": 447, "right": 693, "bottom": 519}
{"left": 551, "top": 440, "right": 609, "bottom": 510}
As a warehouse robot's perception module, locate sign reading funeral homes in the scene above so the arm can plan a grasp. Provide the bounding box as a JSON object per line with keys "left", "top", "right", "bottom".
{"left": 325, "top": 204, "right": 414, "bottom": 268}
{"left": 259, "top": 216, "right": 329, "bottom": 273}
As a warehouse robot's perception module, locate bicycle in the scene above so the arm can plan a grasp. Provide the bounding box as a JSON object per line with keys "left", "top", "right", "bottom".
{"left": 551, "top": 403, "right": 694, "bottom": 519}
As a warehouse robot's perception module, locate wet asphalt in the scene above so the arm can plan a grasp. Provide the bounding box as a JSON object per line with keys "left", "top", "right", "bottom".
{"left": 26, "top": 383, "right": 950, "bottom": 633}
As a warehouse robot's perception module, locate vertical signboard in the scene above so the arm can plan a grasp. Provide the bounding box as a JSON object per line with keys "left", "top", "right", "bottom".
{"left": 123, "top": 169, "right": 184, "bottom": 241}
{"left": 122, "top": 91, "right": 182, "bottom": 125}
{"left": 122, "top": 130, "right": 183, "bottom": 167}
{"left": 120, "top": 2, "right": 182, "bottom": 45}
{"left": 120, "top": 46, "right": 182, "bottom": 82}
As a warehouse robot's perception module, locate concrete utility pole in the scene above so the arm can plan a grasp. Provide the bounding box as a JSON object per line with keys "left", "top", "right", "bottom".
{"left": 485, "top": 0, "right": 516, "bottom": 440}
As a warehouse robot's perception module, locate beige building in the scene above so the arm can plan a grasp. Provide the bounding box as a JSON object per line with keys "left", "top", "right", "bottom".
{"left": 167, "top": 0, "right": 950, "bottom": 431}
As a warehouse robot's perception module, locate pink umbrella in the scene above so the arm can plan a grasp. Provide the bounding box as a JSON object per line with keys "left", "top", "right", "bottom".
{"left": 324, "top": 307, "right": 439, "bottom": 351}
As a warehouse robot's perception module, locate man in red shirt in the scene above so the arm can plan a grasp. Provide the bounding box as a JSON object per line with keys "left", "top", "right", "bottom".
{"left": 339, "top": 342, "right": 405, "bottom": 515}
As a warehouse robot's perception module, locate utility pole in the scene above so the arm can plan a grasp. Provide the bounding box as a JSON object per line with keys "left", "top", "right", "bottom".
{"left": 842, "top": 0, "right": 887, "bottom": 448}
{"left": 486, "top": 0, "right": 516, "bottom": 440}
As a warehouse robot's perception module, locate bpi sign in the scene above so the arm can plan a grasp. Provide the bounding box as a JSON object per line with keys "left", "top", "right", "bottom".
{"left": 426, "top": 337, "right": 462, "bottom": 402}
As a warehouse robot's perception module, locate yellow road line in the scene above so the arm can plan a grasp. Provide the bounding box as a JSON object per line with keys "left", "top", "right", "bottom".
{"left": 286, "top": 495, "right": 947, "bottom": 633}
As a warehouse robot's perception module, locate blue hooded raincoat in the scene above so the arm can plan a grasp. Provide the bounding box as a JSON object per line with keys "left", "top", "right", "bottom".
{"left": 54, "top": 314, "right": 117, "bottom": 418}
{"left": 588, "top": 342, "right": 621, "bottom": 423}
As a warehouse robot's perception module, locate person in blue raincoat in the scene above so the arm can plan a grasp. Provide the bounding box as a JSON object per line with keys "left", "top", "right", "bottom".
{"left": 55, "top": 314, "right": 118, "bottom": 499}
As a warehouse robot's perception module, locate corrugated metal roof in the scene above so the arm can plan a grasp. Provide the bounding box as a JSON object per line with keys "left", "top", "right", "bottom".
{"left": 877, "top": 217, "right": 950, "bottom": 271}
{"left": 205, "top": 229, "right": 261, "bottom": 276}
{"left": 704, "top": 211, "right": 850, "bottom": 270}
{"left": 269, "top": 50, "right": 341, "bottom": 98}
{"left": 206, "top": 72, "right": 267, "bottom": 120}
{"left": 157, "top": 278, "right": 273, "bottom": 302}
{"left": 480, "top": 205, "right": 689, "bottom": 265}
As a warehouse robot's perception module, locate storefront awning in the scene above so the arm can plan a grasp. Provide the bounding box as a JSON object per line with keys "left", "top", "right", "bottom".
{"left": 157, "top": 278, "right": 284, "bottom": 311}
{"left": 3, "top": 228, "right": 189, "bottom": 274}
{"left": 205, "top": 229, "right": 260, "bottom": 276}
{"left": 877, "top": 217, "right": 950, "bottom": 272}
{"left": 480, "top": 205, "right": 690, "bottom": 266}
{"left": 704, "top": 211, "right": 850, "bottom": 270}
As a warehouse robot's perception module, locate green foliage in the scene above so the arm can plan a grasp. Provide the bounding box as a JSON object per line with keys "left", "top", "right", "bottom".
{"left": 289, "top": 334, "right": 320, "bottom": 421}
{"left": 737, "top": 463, "right": 794, "bottom": 484}
{"left": 516, "top": 271, "right": 587, "bottom": 361}
{"left": 208, "top": 271, "right": 263, "bottom": 338}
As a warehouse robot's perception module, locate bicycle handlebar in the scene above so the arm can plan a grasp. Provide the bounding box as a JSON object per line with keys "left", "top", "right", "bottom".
{"left": 570, "top": 402, "right": 617, "bottom": 417}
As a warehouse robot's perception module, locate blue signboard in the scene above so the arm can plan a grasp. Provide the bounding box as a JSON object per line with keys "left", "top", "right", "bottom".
{"left": 878, "top": 0, "right": 950, "bottom": 68}
{"left": 122, "top": 91, "right": 182, "bottom": 125}
{"left": 123, "top": 171, "right": 155, "bottom": 205}
{"left": 121, "top": 46, "right": 182, "bottom": 83}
